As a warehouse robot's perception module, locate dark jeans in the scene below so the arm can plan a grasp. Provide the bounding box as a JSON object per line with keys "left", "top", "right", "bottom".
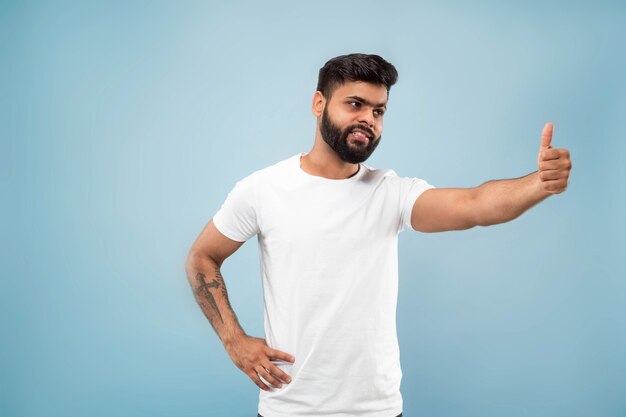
{"left": 258, "top": 414, "right": 402, "bottom": 417}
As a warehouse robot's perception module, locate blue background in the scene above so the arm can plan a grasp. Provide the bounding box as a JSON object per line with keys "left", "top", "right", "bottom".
{"left": 2, "top": 1, "right": 625, "bottom": 416}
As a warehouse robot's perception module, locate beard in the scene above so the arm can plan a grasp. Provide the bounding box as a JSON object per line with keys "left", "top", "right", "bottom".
{"left": 320, "top": 107, "right": 381, "bottom": 164}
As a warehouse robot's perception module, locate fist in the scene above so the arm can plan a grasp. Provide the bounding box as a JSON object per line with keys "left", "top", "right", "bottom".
{"left": 537, "top": 122, "right": 572, "bottom": 194}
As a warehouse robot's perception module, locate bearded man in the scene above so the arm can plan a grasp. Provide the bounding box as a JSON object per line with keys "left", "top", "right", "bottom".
{"left": 185, "top": 53, "right": 572, "bottom": 417}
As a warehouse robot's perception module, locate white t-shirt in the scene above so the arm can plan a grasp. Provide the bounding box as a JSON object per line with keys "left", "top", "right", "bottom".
{"left": 213, "top": 154, "right": 434, "bottom": 417}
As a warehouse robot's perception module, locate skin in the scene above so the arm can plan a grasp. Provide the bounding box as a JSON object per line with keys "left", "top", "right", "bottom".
{"left": 302, "top": 81, "right": 388, "bottom": 179}
{"left": 186, "top": 222, "right": 294, "bottom": 392}
{"left": 186, "top": 80, "right": 572, "bottom": 391}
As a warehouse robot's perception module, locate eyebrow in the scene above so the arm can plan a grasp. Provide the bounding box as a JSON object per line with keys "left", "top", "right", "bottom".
{"left": 346, "top": 95, "right": 387, "bottom": 109}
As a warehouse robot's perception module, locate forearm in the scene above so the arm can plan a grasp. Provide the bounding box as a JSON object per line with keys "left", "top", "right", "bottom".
{"left": 185, "top": 253, "right": 246, "bottom": 348}
{"left": 472, "top": 171, "right": 551, "bottom": 227}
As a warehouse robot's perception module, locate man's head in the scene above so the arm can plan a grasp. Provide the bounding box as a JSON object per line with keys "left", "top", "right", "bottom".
{"left": 313, "top": 54, "right": 398, "bottom": 164}
{"left": 316, "top": 53, "right": 398, "bottom": 100}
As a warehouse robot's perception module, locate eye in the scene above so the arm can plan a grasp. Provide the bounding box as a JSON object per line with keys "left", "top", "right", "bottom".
{"left": 374, "top": 109, "right": 385, "bottom": 117}
{"left": 348, "top": 101, "right": 361, "bottom": 108}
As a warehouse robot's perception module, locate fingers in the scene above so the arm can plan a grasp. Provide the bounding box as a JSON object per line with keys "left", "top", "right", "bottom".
{"left": 540, "top": 122, "right": 553, "bottom": 149}
{"left": 539, "top": 178, "right": 569, "bottom": 194}
{"left": 247, "top": 361, "right": 292, "bottom": 391}
{"left": 255, "top": 362, "right": 289, "bottom": 389}
{"left": 247, "top": 369, "right": 271, "bottom": 391}
{"left": 536, "top": 122, "right": 571, "bottom": 194}
{"left": 253, "top": 347, "right": 295, "bottom": 389}
{"left": 267, "top": 347, "right": 296, "bottom": 364}
{"left": 538, "top": 151, "right": 572, "bottom": 170}
{"left": 538, "top": 169, "right": 565, "bottom": 181}
{"left": 229, "top": 336, "right": 295, "bottom": 392}
{"left": 539, "top": 148, "right": 569, "bottom": 162}
{"left": 256, "top": 366, "right": 282, "bottom": 388}
{"left": 263, "top": 360, "right": 293, "bottom": 384}
{"left": 537, "top": 148, "right": 572, "bottom": 194}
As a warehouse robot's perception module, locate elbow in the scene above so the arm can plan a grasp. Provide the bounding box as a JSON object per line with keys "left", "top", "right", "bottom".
{"left": 468, "top": 187, "right": 513, "bottom": 228}
{"left": 455, "top": 221, "right": 477, "bottom": 231}
{"left": 185, "top": 250, "right": 199, "bottom": 274}
{"left": 445, "top": 219, "right": 477, "bottom": 232}
{"left": 185, "top": 250, "right": 219, "bottom": 280}
{"left": 458, "top": 189, "right": 481, "bottom": 230}
{"left": 185, "top": 251, "right": 201, "bottom": 284}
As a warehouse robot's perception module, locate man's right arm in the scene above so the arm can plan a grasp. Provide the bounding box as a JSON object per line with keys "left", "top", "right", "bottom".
{"left": 185, "top": 220, "right": 294, "bottom": 391}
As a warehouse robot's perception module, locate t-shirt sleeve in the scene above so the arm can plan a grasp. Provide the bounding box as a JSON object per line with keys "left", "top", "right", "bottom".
{"left": 389, "top": 174, "right": 435, "bottom": 232}
{"left": 212, "top": 176, "right": 260, "bottom": 242}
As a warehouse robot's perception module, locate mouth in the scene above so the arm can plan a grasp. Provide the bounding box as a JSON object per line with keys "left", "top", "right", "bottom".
{"left": 348, "top": 128, "right": 373, "bottom": 144}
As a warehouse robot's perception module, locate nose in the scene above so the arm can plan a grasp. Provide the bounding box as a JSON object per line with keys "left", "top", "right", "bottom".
{"left": 358, "top": 108, "right": 375, "bottom": 129}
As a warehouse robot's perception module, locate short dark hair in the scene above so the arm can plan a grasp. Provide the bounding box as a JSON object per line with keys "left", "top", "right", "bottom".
{"left": 316, "top": 53, "right": 398, "bottom": 99}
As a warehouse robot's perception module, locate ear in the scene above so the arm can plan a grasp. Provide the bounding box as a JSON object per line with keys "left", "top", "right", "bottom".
{"left": 312, "top": 91, "right": 326, "bottom": 117}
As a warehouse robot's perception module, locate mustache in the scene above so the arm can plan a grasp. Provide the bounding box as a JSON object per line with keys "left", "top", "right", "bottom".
{"left": 345, "top": 124, "right": 375, "bottom": 140}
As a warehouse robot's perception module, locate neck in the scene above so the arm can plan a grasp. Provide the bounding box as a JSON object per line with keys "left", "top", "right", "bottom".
{"left": 301, "top": 132, "right": 360, "bottom": 179}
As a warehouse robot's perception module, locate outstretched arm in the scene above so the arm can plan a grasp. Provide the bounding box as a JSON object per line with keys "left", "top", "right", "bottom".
{"left": 411, "top": 123, "right": 572, "bottom": 233}
{"left": 186, "top": 220, "right": 294, "bottom": 391}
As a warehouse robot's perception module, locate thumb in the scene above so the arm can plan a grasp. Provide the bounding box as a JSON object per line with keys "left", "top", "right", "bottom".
{"left": 540, "top": 122, "right": 554, "bottom": 149}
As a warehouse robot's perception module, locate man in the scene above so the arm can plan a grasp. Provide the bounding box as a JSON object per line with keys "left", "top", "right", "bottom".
{"left": 185, "top": 53, "right": 572, "bottom": 417}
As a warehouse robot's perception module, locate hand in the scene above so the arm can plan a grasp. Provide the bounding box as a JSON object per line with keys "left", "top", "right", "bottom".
{"left": 225, "top": 335, "right": 295, "bottom": 391}
{"left": 537, "top": 122, "right": 572, "bottom": 194}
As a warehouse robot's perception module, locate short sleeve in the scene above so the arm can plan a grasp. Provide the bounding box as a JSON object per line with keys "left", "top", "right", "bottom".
{"left": 212, "top": 176, "right": 260, "bottom": 242}
{"left": 400, "top": 177, "right": 435, "bottom": 231}
{"left": 384, "top": 173, "right": 435, "bottom": 232}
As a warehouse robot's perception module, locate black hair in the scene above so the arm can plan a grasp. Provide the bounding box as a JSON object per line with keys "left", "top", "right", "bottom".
{"left": 316, "top": 53, "right": 398, "bottom": 99}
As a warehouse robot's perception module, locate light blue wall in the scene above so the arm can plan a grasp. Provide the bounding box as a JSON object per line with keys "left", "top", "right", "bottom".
{"left": 2, "top": 1, "right": 625, "bottom": 416}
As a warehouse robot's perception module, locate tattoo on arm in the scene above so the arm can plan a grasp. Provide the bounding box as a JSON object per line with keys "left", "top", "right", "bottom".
{"left": 194, "top": 270, "right": 224, "bottom": 324}
{"left": 215, "top": 268, "right": 234, "bottom": 311}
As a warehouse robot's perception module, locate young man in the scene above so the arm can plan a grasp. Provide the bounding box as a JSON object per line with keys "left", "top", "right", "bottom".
{"left": 185, "top": 54, "right": 572, "bottom": 417}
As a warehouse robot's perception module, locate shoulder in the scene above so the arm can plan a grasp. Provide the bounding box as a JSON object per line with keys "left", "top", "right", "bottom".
{"left": 233, "top": 154, "right": 299, "bottom": 186}
{"left": 361, "top": 163, "right": 433, "bottom": 193}
{"left": 361, "top": 164, "right": 410, "bottom": 187}
{"left": 359, "top": 163, "right": 398, "bottom": 183}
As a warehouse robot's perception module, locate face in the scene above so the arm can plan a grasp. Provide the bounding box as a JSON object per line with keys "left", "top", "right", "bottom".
{"left": 318, "top": 81, "right": 388, "bottom": 164}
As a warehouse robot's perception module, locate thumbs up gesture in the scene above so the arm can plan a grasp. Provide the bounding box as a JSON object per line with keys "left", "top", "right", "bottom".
{"left": 537, "top": 122, "right": 572, "bottom": 194}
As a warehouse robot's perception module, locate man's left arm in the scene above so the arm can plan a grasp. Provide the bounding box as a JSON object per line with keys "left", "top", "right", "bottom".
{"left": 411, "top": 123, "right": 572, "bottom": 233}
